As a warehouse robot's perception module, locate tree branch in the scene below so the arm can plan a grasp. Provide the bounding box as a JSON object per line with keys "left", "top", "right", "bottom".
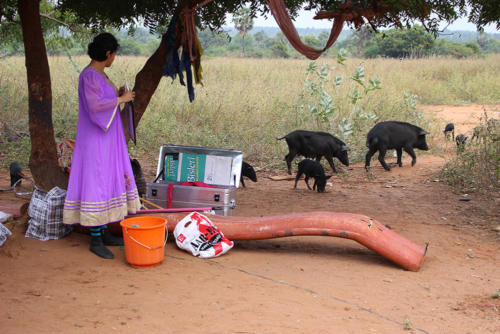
{"left": 39, "top": 13, "right": 88, "bottom": 34}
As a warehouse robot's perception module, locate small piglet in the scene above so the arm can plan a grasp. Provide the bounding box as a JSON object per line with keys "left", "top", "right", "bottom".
{"left": 277, "top": 130, "right": 349, "bottom": 175}
{"left": 294, "top": 159, "right": 331, "bottom": 193}
{"left": 240, "top": 161, "right": 257, "bottom": 188}
{"left": 455, "top": 134, "right": 467, "bottom": 153}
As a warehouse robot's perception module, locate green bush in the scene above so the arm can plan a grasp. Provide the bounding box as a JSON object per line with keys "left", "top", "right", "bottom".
{"left": 441, "top": 117, "right": 499, "bottom": 193}
{"left": 433, "top": 39, "right": 482, "bottom": 58}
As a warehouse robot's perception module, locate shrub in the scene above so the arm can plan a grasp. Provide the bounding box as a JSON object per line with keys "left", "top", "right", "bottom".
{"left": 441, "top": 115, "right": 499, "bottom": 193}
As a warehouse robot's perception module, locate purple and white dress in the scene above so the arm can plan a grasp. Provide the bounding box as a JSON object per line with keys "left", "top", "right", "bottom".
{"left": 63, "top": 67, "right": 141, "bottom": 227}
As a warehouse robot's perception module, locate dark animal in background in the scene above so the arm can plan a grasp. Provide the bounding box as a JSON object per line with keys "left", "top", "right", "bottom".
{"left": 294, "top": 159, "right": 332, "bottom": 193}
{"left": 455, "top": 134, "right": 468, "bottom": 153}
{"left": 240, "top": 161, "right": 257, "bottom": 188}
{"left": 9, "top": 162, "right": 24, "bottom": 187}
{"left": 443, "top": 123, "right": 454, "bottom": 140}
{"left": 365, "top": 121, "right": 429, "bottom": 171}
{"left": 277, "top": 130, "right": 349, "bottom": 175}
{"left": 130, "top": 159, "right": 146, "bottom": 198}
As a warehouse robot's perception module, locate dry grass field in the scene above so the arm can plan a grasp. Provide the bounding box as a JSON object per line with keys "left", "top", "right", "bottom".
{"left": 1, "top": 54, "right": 499, "bottom": 170}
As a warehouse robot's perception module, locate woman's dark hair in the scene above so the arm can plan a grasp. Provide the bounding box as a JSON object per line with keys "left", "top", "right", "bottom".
{"left": 87, "top": 32, "right": 120, "bottom": 61}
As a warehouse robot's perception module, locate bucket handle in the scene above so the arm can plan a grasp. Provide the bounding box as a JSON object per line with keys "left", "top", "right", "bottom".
{"left": 124, "top": 225, "right": 168, "bottom": 250}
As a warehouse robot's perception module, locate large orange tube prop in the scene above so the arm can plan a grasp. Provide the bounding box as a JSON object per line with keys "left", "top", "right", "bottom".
{"left": 132, "top": 211, "right": 427, "bottom": 271}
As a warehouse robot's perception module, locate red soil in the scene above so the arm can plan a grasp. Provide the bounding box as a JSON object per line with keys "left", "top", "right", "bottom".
{"left": 1, "top": 104, "right": 499, "bottom": 334}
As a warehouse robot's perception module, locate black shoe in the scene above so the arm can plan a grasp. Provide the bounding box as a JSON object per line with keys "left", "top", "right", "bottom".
{"left": 90, "top": 235, "right": 114, "bottom": 259}
{"left": 102, "top": 229, "right": 124, "bottom": 246}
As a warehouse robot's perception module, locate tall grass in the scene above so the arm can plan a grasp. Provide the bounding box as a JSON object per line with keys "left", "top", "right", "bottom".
{"left": 1, "top": 54, "right": 499, "bottom": 171}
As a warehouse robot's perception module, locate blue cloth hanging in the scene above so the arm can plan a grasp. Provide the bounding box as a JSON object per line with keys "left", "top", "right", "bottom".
{"left": 162, "top": 15, "right": 195, "bottom": 102}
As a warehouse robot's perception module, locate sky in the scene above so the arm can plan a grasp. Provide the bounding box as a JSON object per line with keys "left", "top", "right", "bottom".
{"left": 230, "top": 8, "right": 499, "bottom": 33}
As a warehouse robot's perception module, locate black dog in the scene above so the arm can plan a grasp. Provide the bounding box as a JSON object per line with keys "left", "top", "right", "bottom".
{"left": 240, "top": 161, "right": 257, "bottom": 188}
{"left": 294, "top": 159, "right": 331, "bottom": 193}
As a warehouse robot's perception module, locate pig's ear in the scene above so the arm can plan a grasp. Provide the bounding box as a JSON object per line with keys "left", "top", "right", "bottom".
{"left": 325, "top": 175, "right": 332, "bottom": 180}
{"left": 419, "top": 130, "right": 428, "bottom": 136}
{"left": 341, "top": 145, "right": 349, "bottom": 151}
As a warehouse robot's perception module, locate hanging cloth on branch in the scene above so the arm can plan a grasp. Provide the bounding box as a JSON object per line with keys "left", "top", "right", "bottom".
{"left": 267, "top": 0, "right": 347, "bottom": 60}
{"left": 162, "top": 0, "right": 213, "bottom": 102}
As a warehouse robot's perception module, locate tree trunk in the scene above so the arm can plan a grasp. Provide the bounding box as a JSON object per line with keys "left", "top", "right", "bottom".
{"left": 132, "top": 33, "right": 172, "bottom": 125}
{"left": 18, "top": 0, "right": 68, "bottom": 191}
{"left": 242, "top": 34, "right": 246, "bottom": 56}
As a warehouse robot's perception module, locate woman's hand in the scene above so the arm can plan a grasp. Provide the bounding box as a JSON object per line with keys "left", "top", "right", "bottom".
{"left": 118, "top": 90, "right": 135, "bottom": 104}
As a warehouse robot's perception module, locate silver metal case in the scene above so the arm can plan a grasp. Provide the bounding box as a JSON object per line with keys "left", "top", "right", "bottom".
{"left": 146, "top": 145, "right": 242, "bottom": 216}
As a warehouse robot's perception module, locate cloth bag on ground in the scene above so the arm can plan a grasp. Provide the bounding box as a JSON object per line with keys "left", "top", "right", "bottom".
{"left": 0, "top": 222, "right": 12, "bottom": 247}
{"left": 26, "top": 187, "right": 72, "bottom": 241}
{"left": 174, "top": 212, "right": 233, "bottom": 258}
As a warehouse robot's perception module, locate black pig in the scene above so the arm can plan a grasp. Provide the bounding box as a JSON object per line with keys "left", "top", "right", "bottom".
{"left": 294, "top": 159, "right": 332, "bottom": 193}
{"left": 277, "top": 130, "right": 349, "bottom": 175}
{"left": 455, "top": 134, "right": 467, "bottom": 153}
{"left": 443, "top": 123, "right": 454, "bottom": 140}
{"left": 240, "top": 161, "right": 257, "bottom": 188}
{"left": 10, "top": 162, "right": 23, "bottom": 187}
{"left": 130, "top": 159, "right": 146, "bottom": 198}
{"left": 365, "top": 121, "right": 429, "bottom": 171}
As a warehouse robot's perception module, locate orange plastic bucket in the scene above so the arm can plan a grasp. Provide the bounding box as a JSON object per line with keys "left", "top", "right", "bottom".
{"left": 120, "top": 216, "right": 167, "bottom": 268}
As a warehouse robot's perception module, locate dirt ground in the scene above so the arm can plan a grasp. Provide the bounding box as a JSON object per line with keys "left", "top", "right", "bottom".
{"left": 1, "top": 104, "right": 499, "bottom": 334}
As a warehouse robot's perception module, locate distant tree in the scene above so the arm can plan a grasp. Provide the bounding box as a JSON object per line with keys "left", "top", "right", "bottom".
{"left": 198, "top": 29, "right": 230, "bottom": 52}
{"left": 303, "top": 35, "right": 322, "bottom": 49}
{"left": 483, "top": 38, "right": 500, "bottom": 53}
{"left": 477, "top": 31, "right": 489, "bottom": 50}
{"left": 477, "top": 31, "right": 500, "bottom": 53}
{"left": 464, "top": 41, "right": 481, "bottom": 54}
{"left": 355, "top": 26, "right": 372, "bottom": 56}
{"left": 119, "top": 39, "right": 143, "bottom": 55}
{"left": 253, "top": 30, "right": 267, "bottom": 47}
{"left": 433, "top": 39, "right": 482, "bottom": 58}
{"left": 232, "top": 7, "right": 253, "bottom": 56}
{"left": 271, "top": 41, "right": 290, "bottom": 58}
{"left": 318, "top": 31, "right": 329, "bottom": 45}
{"left": 144, "top": 38, "right": 161, "bottom": 56}
{"left": 364, "top": 25, "right": 435, "bottom": 58}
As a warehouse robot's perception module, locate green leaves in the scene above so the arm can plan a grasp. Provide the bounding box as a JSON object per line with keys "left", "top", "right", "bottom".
{"left": 338, "top": 117, "right": 353, "bottom": 136}
{"left": 333, "top": 75, "right": 342, "bottom": 87}
{"left": 337, "top": 48, "right": 347, "bottom": 64}
{"left": 403, "top": 91, "right": 422, "bottom": 119}
{"left": 299, "top": 60, "right": 337, "bottom": 123}
{"left": 351, "top": 62, "right": 365, "bottom": 85}
{"left": 296, "top": 50, "right": 381, "bottom": 136}
{"left": 350, "top": 89, "right": 360, "bottom": 105}
{"left": 306, "top": 61, "right": 317, "bottom": 74}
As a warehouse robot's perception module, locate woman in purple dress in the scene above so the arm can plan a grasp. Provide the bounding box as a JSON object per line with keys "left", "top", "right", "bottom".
{"left": 63, "top": 33, "right": 141, "bottom": 259}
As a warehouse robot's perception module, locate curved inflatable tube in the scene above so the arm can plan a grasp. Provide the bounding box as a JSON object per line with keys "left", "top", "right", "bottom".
{"left": 132, "top": 211, "right": 427, "bottom": 271}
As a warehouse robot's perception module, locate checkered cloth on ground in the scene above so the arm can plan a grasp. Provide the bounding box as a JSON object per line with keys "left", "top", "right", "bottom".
{"left": 0, "top": 222, "right": 12, "bottom": 246}
{"left": 26, "top": 187, "right": 72, "bottom": 241}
